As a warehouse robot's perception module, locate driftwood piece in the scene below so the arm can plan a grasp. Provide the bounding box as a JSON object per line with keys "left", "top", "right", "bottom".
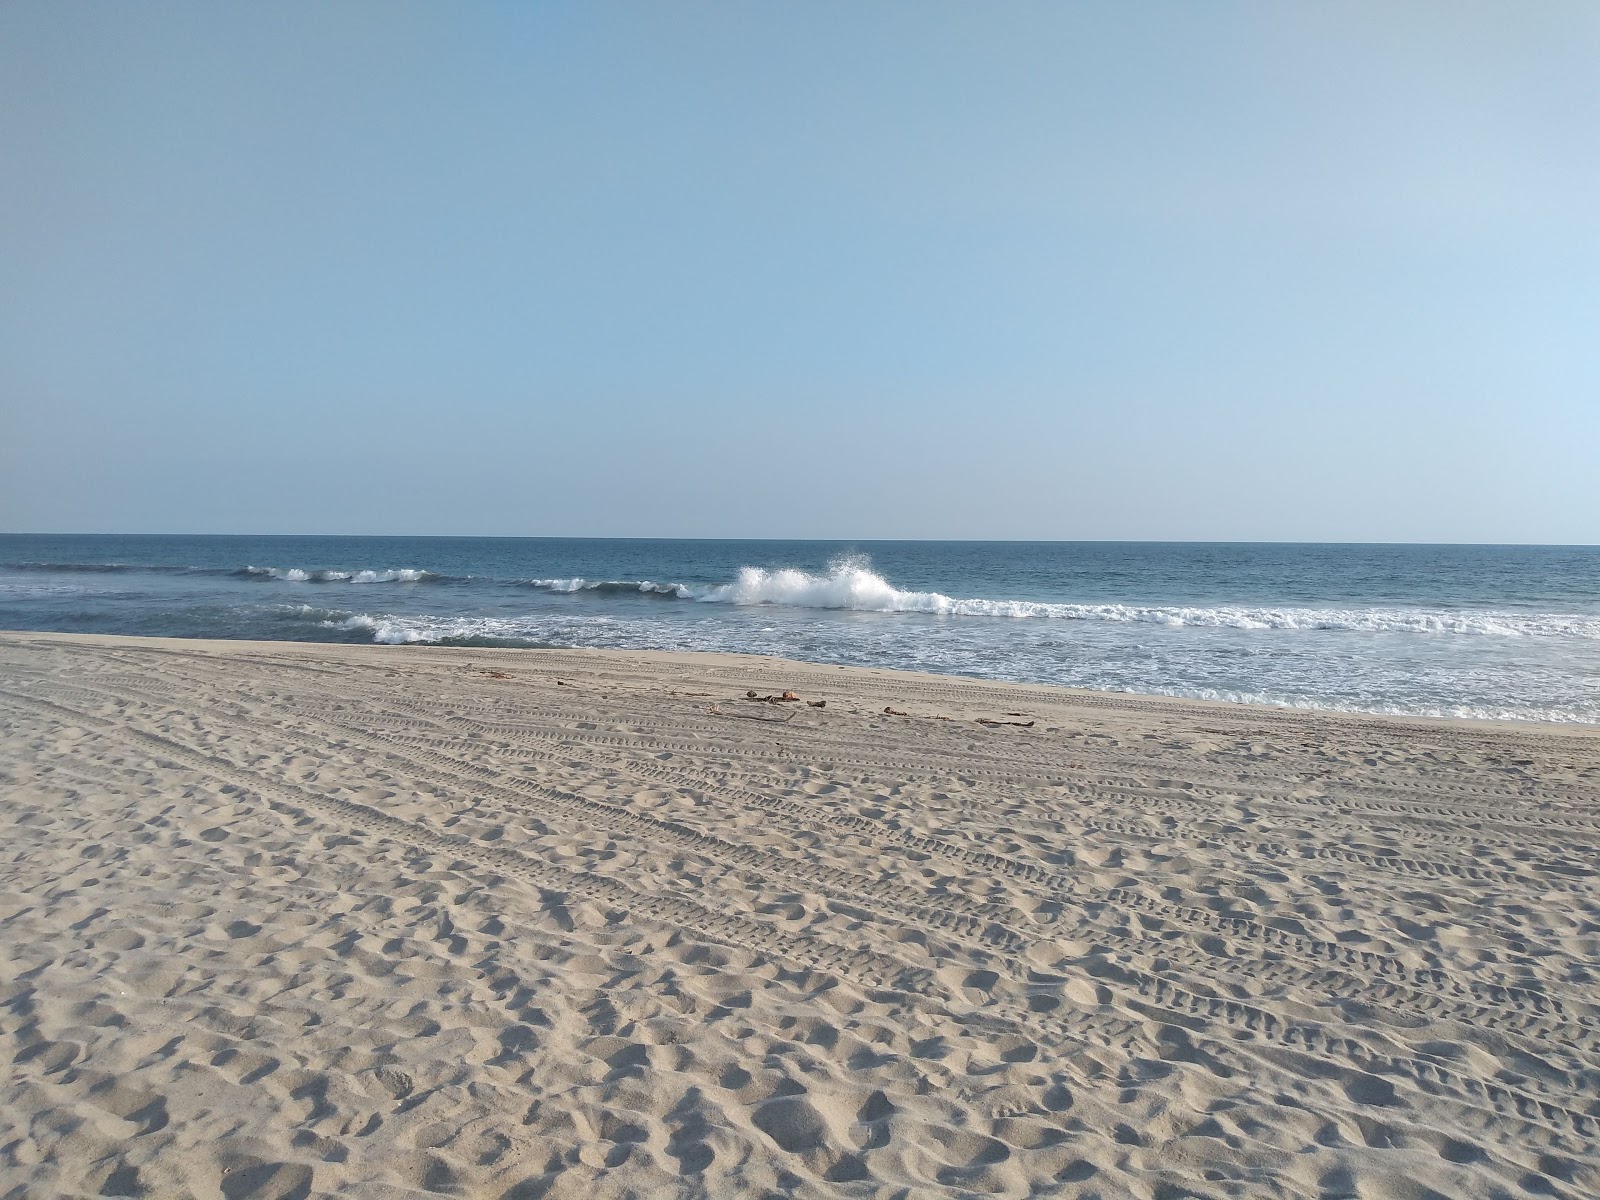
{"left": 746, "top": 689, "right": 804, "bottom": 704}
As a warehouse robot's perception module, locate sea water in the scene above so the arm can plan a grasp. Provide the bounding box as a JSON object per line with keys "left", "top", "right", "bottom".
{"left": 2, "top": 535, "right": 1597, "bottom": 724}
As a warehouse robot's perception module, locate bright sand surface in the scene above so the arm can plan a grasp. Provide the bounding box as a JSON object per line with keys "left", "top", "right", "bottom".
{"left": 1, "top": 633, "right": 1598, "bottom": 1200}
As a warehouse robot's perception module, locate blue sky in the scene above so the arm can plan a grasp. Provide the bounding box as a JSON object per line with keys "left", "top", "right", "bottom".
{"left": 2, "top": 3, "right": 1596, "bottom": 541}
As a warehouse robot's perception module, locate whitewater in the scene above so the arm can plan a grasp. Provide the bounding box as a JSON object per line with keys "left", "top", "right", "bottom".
{"left": 513, "top": 560, "right": 1600, "bottom": 639}
{"left": 5, "top": 535, "right": 1598, "bottom": 724}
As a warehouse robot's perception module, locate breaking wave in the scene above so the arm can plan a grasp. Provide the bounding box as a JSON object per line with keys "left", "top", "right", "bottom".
{"left": 329, "top": 613, "right": 557, "bottom": 648}
{"left": 521, "top": 557, "right": 1600, "bottom": 639}
{"left": 521, "top": 577, "right": 692, "bottom": 597}
{"left": 3, "top": 560, "right": 451, "bottom": 584}
{"left": 242, "top": 566, "right": 443, "bottom": 584}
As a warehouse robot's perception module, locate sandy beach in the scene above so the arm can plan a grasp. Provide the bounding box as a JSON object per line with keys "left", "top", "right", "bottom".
{"left": 1, "top": 631, "right": 1597, "bottom": 1199}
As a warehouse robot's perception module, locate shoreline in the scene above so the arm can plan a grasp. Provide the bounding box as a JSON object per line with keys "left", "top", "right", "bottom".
{"left": 3, "top": 630, "right": 1598, "bottom": 1197}
{"left": 5, "top": 626, "right": 1596, "bottom": 738}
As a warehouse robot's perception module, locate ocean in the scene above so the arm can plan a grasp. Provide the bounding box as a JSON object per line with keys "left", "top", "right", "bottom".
{"left": 2, "top": 534, "right": 1596, "bottom": 725}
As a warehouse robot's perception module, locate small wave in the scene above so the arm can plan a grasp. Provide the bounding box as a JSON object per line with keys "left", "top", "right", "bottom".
{"left": 270, "top": 603, "right": 354, "bottom": 622}
{"left": 4, "top": 561, "right": 136, "bottom": 574}
{"left": 333, "top": 614, "right": 424, "bottom": 642}
{"left": 519, "top": 577, "right": 692, "bottom": 598}
{"left": 331, "top": 613, "right": 554, "bottom": 648}
{"left": 242, "top": 566, "right": 442, "bottom": 584}
{"left": 4, "top": 560, "right": 451, "bottom": 584}
{"left": 0, "top": 581, "right": 96, "bottom": 597}
{"left": 5, "top": 561, "right": 243, "bottom": 576}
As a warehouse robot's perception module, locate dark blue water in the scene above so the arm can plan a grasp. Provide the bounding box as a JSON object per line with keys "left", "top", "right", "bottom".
{"left": 3, "top": 535, "right": 1597, "bottom": 723}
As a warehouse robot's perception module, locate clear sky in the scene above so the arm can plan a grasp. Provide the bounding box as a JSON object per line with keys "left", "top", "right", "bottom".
{"left": 2, "top": 3, "right": 1596, "bottom": 542}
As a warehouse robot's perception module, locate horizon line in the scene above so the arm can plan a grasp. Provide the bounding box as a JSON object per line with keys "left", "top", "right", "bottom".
{"left": 3, "top": 531, "right": 1597, "bottom": 549}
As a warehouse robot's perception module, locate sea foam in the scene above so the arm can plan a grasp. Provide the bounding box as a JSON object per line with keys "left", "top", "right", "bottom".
{"left": 310, "top": 606, "right": 1600, "bottom": 724}
{"left": 523, "top": 577, "right": 691, "bottom": 597}
{"left": 330, "top": 613, "right": 560, "bottom": 648}
{"left": 244, "top": 566, "right": 438, "bottom": 584}
{"left": 522, "top": 557, "right": 1600, "bottom": 639}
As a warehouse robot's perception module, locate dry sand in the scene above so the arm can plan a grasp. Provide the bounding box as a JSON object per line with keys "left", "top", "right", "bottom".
{"left": 1, "top": 631, "right": 1598, "bottom": 1199}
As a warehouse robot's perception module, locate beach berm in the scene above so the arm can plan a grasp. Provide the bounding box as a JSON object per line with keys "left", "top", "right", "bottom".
{"left": 1, "top": 632, "right": 1597, "bottom": 1198}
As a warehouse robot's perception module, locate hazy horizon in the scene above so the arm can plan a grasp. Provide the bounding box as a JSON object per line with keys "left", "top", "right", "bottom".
{"left": 4, "top": 4, "right": 1597, "bottom": 543}
{"left": 4, "top": 531, "right": 1598, "bottom": 549}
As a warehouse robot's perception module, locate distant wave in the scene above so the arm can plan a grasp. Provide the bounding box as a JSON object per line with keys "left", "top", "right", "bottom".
{"left": 3, "top": 560, "right": 450, "bottom": 584}
{"left": 241, "top": 565, "right": 444, "bottom": 584}
{"left": 520, "top": 577, "right": 693, "bottom": 598}
{"left": 4, "top": 561, "right": 139, "bottom": 573}
{"left": 520, "top": 557, "right": 1600, "bottom": 639}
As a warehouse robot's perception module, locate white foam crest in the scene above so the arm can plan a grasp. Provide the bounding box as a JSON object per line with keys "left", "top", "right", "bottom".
{"left": 523, "top": 577, "right": 693, "bottom": 597}
{"left": 330, "top": 612, "right": 561, "bottom": 645}
{"left": 348, "top": 568, "right": 428, "bottom": 583}
{"left": 659, "top": 557, "right": 1599, "bottom": 638}
{"left": 672, "top": 559, "right": 1596, "bottom": 638}
{"left": 529, "top": 577, "right": 587, "bottom": 593}
{"left": 335, "top": 614, "right": 425, "bottom": 643}
{"left": 246, "top": 565, "right": 434, "bottom": 584}
{"left": 692, "top": 557, "right": 947, "bottom": 611}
